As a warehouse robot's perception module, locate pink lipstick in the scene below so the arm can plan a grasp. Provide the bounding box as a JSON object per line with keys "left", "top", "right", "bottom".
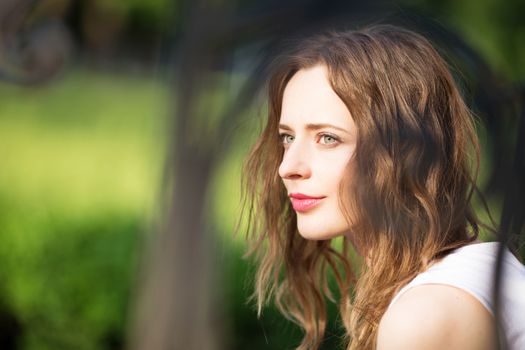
{"left": 289, "top": 193, "right": 325, "bottom": 212}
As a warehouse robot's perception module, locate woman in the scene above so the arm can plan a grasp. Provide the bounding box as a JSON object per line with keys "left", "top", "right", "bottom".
{"left": 240, "top": 24, "right": 525, "bottom": 349}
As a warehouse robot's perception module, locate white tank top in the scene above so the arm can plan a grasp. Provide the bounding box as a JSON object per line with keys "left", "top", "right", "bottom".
{"left": 388, "top": 242, "right": 525, "bottom": 350}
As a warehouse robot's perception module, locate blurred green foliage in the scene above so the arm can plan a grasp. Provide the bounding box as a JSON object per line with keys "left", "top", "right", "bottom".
{"left": 0, "top": 70, "right": 167, "bottom": 349}
{"left": 86, "top": 0, "right": 172, "bottom": 30}
{"left": 404, "top": 0, "right": 525, "bottom": 81}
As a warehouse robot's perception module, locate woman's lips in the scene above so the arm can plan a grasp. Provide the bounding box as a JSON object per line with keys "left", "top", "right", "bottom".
{"left": 289, "top": 193, "right": 325, "bottom": 212}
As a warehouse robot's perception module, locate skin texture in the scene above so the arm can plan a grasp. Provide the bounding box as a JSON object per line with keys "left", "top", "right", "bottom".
{"left": 377, "top": 284, "right": 499, "bottom": 349}
{"left": 278, "top": 65, "right": 357, "bottom": 240}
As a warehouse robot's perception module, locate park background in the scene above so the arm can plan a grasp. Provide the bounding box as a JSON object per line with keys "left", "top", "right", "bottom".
{"left": 0, "top": 0, "right": 524, "bottom": 349}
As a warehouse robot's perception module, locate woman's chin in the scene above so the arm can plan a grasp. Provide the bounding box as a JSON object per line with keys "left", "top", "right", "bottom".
{"left": 295, "top": 215, "right": 352, "bottom": 240}
{"left": 297, "top": 228, "right": 341, "bottom": 241}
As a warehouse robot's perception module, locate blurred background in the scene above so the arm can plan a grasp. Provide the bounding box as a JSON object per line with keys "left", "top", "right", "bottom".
{"left": 0, "top": 0, "right": 523, "bottom": 349}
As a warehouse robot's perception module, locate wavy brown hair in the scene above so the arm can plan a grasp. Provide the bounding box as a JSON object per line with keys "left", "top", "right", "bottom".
{"left": 239, "top": 24, "right": 484, "bottom": 350}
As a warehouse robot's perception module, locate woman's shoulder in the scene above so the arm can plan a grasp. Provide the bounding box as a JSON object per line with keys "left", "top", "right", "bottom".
{"left": 379, "top": 242, "right": 525, "bottom": 349}
{"left": 389, "top": 242, "right": 525, "bottom": 312}
{"left": 377, "top": 283, "right": 499, "bottom": 350}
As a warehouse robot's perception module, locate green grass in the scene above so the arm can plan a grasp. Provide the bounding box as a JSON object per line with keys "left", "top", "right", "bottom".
{"left": 0, "top": 69, "right": 167, "bottom": 215}
{"left": 0, "top": 68, "right": 169, "bottom": 349}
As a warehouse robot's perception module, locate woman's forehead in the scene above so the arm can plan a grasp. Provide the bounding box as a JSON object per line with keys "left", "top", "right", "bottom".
{"left": 279, "top": 65, "right": 355, "bottom": 130}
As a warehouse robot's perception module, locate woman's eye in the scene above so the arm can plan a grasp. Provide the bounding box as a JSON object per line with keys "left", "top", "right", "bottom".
{"left": 319, "top": 134, "right": 338, "bottom": 145}
{"left": 280, "top": 133, "right": 294, "bottom": 144}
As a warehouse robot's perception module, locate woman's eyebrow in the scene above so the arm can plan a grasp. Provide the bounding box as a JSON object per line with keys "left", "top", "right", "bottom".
{"left": 278, "top": 123, "right": 293, "bottom": 131}
{"left": 279, "top": 123, "right": 350, "bottom": 134}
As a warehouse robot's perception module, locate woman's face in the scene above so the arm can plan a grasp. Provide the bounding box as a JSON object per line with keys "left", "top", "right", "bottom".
{"left": 278, "top": 65, "right": 357, "bottom": 240}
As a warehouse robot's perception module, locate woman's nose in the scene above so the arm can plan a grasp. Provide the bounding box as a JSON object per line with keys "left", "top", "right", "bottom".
{"left": 278, "top": 145, "right": 312, "bottom": 180}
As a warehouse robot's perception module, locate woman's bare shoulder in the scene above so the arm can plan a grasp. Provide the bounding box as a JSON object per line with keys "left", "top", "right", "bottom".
{"left": 376, "top": 284, "right": 499, "bottom": 350}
